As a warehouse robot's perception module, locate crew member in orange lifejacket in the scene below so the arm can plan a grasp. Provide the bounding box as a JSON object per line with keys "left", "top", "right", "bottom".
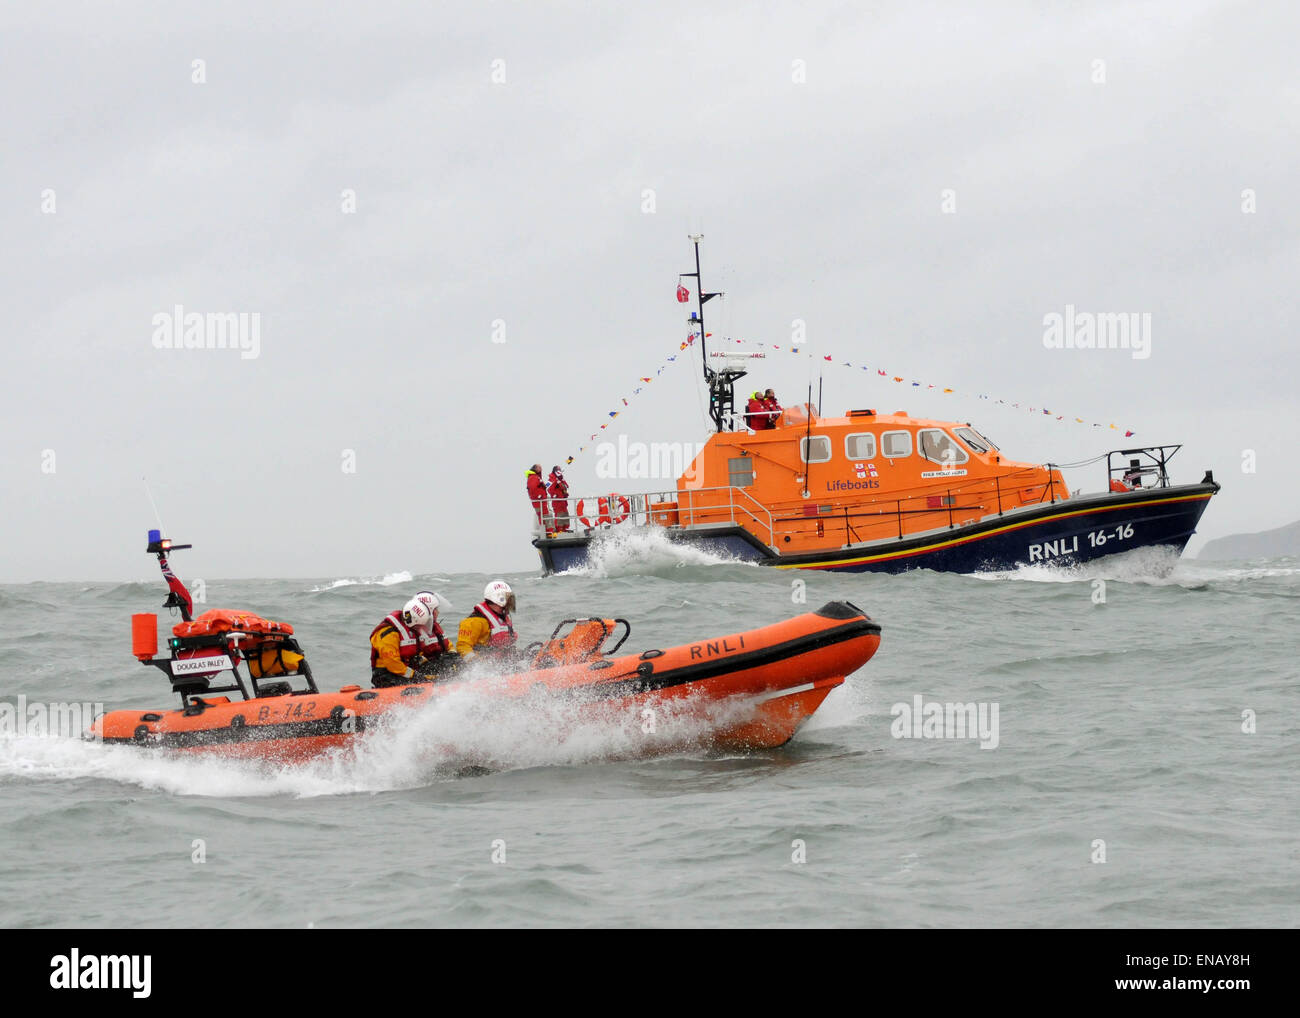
{"left": 456, "top": 580, "right": 518, "bottom": 660}
{"left": 547, "top": 466, "right": 570, "bottom": 533}
{"left": 745, "top": 391, "right": 770, "bottom": 431}
{"left": 370, "top": 591, "right": 454, "bottom": 686}
{"left": 526, "top": 464, "right": 551, "bottom": 533}
{"left": 762, "top": 388, "right": 782, "bottom": 427}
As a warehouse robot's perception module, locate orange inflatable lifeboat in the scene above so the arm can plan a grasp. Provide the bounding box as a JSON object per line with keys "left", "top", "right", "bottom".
{"left": 95, "top": 531, "right": 881, "bottom": 761}
{"left": 92, "top": 605, "right": 879, "bottom": 761}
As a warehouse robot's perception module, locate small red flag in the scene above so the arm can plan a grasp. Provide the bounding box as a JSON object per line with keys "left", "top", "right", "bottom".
{"left": 676, "top": 285, "right": 689, "bottom": 303}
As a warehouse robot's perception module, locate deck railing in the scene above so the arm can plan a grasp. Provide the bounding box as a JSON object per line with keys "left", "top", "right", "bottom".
{"left": 769, "top": 464, "right": 1058, "bottom": 547}
{"left": 539, "top": 449, "right": 1167, "bottom": 549}
{"left": 539, "top": 486, "right": 775, "bottom": 545}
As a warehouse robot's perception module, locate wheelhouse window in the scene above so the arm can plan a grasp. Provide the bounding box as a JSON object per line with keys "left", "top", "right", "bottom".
{"left": 919, "top": 428, "right": 969, "bottom": 465}
{"left": 881, "top": 430, "right": 912, "bottom": 458}
{"left": 800, "top": 435, "right": 832, "bottom": 464}
{"left": 728, "top": 456, "right": 754, "bottom": 487}
{"left": 845, "top": 432, "right": 876, "bottom": 459}
{"left": 955, "top": 427, "right": 997, "bottom": 454}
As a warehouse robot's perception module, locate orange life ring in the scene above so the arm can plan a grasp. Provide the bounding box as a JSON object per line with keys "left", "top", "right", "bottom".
{"left": 576, "top": 495, "right": 632, "bottom": 528}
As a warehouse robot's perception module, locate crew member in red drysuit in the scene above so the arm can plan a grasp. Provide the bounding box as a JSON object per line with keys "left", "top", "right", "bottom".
{"left": 762, "top": 389, "right": 782, "bottom": 427}
{"left": 547, "top": 466, "right": 571, "bottom": 533}
{"left": 526, "top": 463, "right": 550, "bottom": 531}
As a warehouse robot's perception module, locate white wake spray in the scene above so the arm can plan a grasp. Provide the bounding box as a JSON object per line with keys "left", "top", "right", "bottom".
{"left": 0, "top": 674, "right": 799, "bottom": 799}
{"left": 563, "top": 526, "right": 753, "bottom": 578}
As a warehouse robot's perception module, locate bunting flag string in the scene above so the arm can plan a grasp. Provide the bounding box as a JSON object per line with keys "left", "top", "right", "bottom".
{"left": 561, "top": 333, "right": 703, "bottom": 465}
{"left": 712, "top": 336, "right": 1136, "bottom": 437}
{"left": 562, "top": 316, "right": 1136, "bottom": 468}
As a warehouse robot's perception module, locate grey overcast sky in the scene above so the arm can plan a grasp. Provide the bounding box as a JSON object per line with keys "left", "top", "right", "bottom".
{"left": 1, "top": 1, "right": 1295, "bottom": 582}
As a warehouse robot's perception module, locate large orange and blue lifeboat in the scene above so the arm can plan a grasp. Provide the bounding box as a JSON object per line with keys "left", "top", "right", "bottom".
{"left": 533, "top": 239, "right": 1219, "bottom": 575}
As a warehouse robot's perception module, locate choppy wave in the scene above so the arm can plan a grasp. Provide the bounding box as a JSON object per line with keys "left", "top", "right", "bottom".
{"left": 967, "top": 545, "right": 1300, "bottom": 592}
{"left": 310, "top": 571, "right": 414, "bottom": 592}
{"left": 971, "top": 544, "right": 1185, "bottom": 584}
{"left": 563, "top": 527, "right": 752, "bottom": 578}
{"left": 3, "top": 553, "right": 1297, "bottom": 927}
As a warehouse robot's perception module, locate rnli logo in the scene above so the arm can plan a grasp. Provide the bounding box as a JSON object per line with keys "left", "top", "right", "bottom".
{"left": 688, "top": 635, "right": 746, "bottom": 660}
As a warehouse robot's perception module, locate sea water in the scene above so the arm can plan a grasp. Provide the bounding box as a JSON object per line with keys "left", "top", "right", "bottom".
{"left": 1, "top": 534, "right": 1295, "bottom": 927}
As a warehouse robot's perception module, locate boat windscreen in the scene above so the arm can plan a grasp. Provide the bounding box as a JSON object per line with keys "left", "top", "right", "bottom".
{"left": 956, "top": 427, "right": 995, "bottom": 454}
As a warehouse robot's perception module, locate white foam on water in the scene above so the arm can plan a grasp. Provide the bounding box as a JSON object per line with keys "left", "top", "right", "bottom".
{"left": 968, "top": 544, "right": 1300, "bottom": 589}
{"left": 563, "top": 526, "right": 751, "bottom": 578}
{"left": 310, "top": 571, "right": 414, "bottom": 592}
{"left": 800, "top": 674, "right": 874, "bottom": 733}
{"left": 0, "top": 731, "right": 352, "bottom": 798}
{"left": 970, "top": 544, "right": 1188, "bottom": 585}
{"left": 0, "top": 680, "right": 783, "bottom": 799}
{"left": 1181, "top": 563, "right": 1300, "bottom": 581}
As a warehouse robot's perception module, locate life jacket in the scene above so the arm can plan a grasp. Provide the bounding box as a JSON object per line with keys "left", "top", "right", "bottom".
{"left": 247, "top": 643, "right": 305, "bottom": 679}
{"left": 745, "top": 396, "right": 766, "bottom": 429}
{"left": 419, "top": 622, "right": 450, "bottom": 656}
{"left": 173, "top": 609, "right": 294, "bottom": 639}
{"left": 547, "top": 473, "right": 568, "bottom": 499}
{"left": 526, "top": 471, "right": 548, "bottom": 502}
{"left": 369, "top": 613, "right": 418, "bottom": 670}
{"left": 472, "top": 602, "right": 517, "bottom": 648}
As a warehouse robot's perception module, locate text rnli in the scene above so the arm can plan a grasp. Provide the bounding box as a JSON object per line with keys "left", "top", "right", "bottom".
{"left": 688, "top": 634, "right": 747, "bottom": 660}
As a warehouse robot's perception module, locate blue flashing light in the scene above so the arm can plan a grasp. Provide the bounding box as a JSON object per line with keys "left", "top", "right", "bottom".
{"left": 148, "top": 529, "right": 161, "bottom": 545}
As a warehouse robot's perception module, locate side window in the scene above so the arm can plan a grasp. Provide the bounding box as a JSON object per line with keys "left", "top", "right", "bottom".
{"left": 881, "top": 430, "right": 912, "bottom": 458}
{"left": 918, "top": 429, "right": 969, "bottom": 465}
{"left": 728, "top": 456, "right": 754, "bottom": 486}
{"left": 800, "top": 436, "right": 832, "bottom": 464}
{"left": 845, "top": 432, "right": 876, "bottom": 459}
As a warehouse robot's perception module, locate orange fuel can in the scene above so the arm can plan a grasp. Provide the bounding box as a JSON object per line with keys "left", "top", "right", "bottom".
{"left": 132, "top": 613, "right": 158, "bottom": 660}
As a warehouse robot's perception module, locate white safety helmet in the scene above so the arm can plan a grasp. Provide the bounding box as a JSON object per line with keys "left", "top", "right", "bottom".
{"left": 402, "top": 595, "right": 436, "bottom": 632}
{"left": 413, "top": 589, "right": 453, "bottom": 618}
{"left": 483, "top": 580, "right": 514, "bottom": 611}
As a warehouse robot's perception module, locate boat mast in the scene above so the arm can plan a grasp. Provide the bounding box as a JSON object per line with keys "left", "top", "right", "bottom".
{"left": 682, "top": 235, "right": 742, "bottom": 431}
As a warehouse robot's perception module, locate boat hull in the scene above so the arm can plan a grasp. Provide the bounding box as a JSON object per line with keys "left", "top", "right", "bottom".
{"left": 535, "top": 482, "right": 1218, "bottom": 575}
{"left": 89, "top": 603, "right": 881, "bottom": 761}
